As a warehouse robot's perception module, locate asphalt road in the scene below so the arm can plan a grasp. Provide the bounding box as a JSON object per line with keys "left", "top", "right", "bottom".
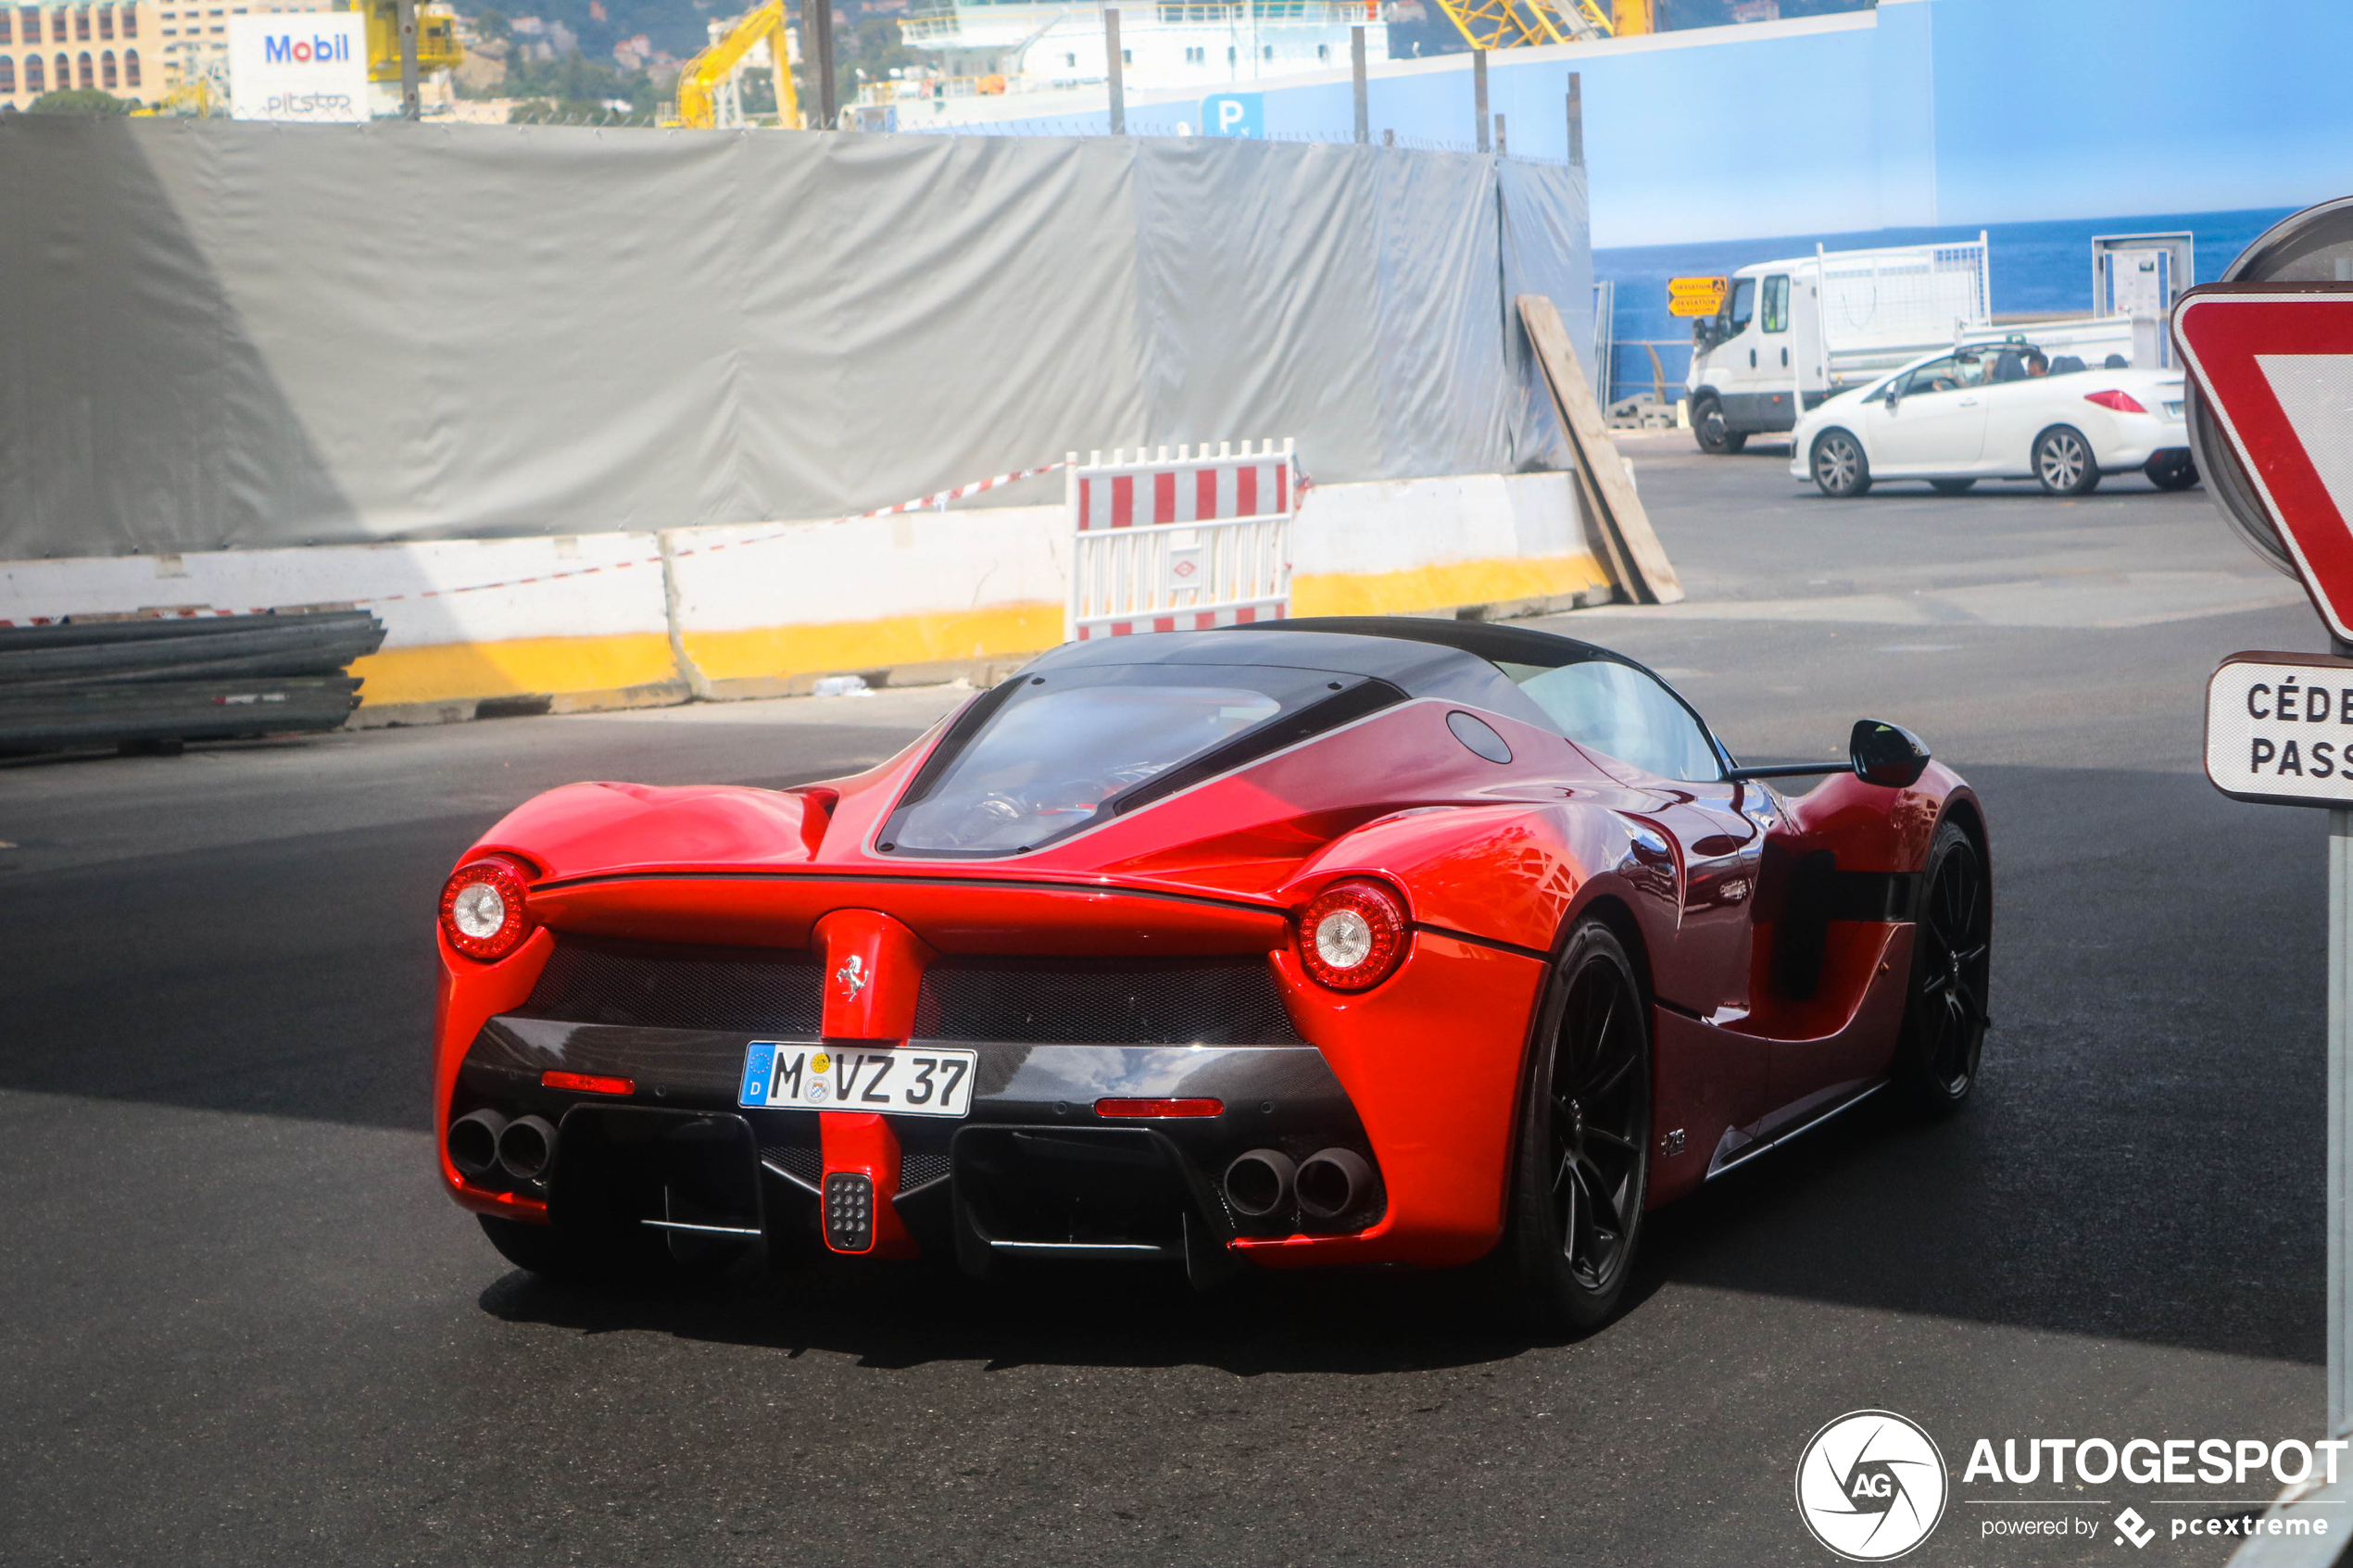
{"left": 0, "top": 437, "right": 2334, "bottom": 1567}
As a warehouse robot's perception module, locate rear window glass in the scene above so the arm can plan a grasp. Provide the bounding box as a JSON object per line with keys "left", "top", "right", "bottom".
{"left": 886, "top": 665, "right": 1368, "bottom": 856}
{"left": 1496, "top": 659, "right": 1723, "bottom": 783}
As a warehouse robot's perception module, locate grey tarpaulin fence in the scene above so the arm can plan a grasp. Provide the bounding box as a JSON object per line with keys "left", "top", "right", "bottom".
{"left": 0, "top": 117, "right": 1589, "bottom": 559}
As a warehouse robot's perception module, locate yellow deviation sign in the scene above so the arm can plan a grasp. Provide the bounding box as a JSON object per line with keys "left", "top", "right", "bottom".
{"left": 1667, "top": 276, "right": 1730, "bottom": 318}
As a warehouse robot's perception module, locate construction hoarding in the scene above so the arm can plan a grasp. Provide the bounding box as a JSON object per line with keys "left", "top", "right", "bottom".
{"left": 0, "top": 118, "right": 1590, "bottom": 561}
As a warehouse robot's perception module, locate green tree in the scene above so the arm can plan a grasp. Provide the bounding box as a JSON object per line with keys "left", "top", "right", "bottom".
{"left": 503, "top": 47, "right": 658, "bottom": 119}
{"left": 28, "top": 87, "right": 135, "bottom": 114}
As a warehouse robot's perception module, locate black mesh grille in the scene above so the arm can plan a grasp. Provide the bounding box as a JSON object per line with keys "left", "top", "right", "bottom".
{"left": 912, "top": 958, "right": 1302, "bottom": 1045}
{"left": 762, "top": 1144, "right": 946, "bottom": 1195}
{"left": 898, "top": 1151, "right": 952, "bottom": 1192}
{"left": 761, "top": 1143, "right": 821, "bottom": 1187}
{"left": 519, "top": 937, "right": 823, "bottom": 1035}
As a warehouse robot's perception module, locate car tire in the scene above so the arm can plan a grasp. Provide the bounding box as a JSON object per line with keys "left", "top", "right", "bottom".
{"left": 1505, "top": 919, "right": 1652, "bottom": 1334}
{"left": 1928, "top": 478, "right": 1977, "bottom": 495}
{"left": 1693, "top": 399, "right": 1746, "bottom": 455}
{"left": 1810, "top": 429, "right": 1871, "bottom": 497}
{"left": 2145, "top": 451, "right": 2200, "bottom": 491}
{"left": 2033, "top": 425, "right": 2101, "bottom": 495}
{"left": 1894, "top": 818, "right": 1991, "bottom": 1115}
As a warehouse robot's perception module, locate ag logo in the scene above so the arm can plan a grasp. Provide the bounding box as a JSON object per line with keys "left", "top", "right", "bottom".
{"left": 1794, "top": 1410, "right": 1947, "bottom": 1561}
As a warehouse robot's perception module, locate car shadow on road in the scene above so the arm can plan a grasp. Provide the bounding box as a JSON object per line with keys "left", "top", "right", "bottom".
{"left": 477, "top": 1006, "right": 2318, "bottom": 1383}
{"left": 472, "top": 1234, "right": 1673, "bottom": 1377}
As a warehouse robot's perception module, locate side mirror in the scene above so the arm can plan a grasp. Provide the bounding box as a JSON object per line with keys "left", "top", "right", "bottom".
{"left": 1884, "top": 387, "right": 1902, "bottom": 414}
{"left": 1851, "top": 720, "right": 1930, "bottom": 788}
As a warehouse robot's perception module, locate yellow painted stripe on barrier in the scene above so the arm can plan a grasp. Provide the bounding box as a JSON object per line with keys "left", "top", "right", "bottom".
{"left": 1291, "top": 553, "right": 1609, "bottom": 619}
{"left": 682, "top": 555, "right": 1607, "bottom": 682}
{"left": 348, "top": 553, "right": 1609, "bottom": 707}
{"left": 682, "top": 602, "right": 1063, "bottom": 684}
{"left": 351, "top": 633, "right": 681, "bottom": 707}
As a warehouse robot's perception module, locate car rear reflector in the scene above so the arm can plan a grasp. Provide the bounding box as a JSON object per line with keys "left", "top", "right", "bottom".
{"left": 542, "top": 1070, "right": 635, "bottom": 1096}
{"left": 2083, "top": 389, "right": 2148, "bottom": 414}
{"left": 1095, "top": 1098, "right": 1223, "bottom": 1119}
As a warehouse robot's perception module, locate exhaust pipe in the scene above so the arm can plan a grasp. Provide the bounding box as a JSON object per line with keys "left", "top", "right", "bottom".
{"left": 1297, "top": 1148, "right": 1374, "bottom": 1223}
{"left": 497, "top": 1115, "right": 559, "bottom": 1182}
{"left": 1223, "top": 1148, "right": 1297, "bottom": 1220}
{"left": 447, "top": 1109, "right": 507, "bottom": 1179}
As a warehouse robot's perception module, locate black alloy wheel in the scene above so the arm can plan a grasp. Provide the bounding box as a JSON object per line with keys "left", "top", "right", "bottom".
{"left": 2146, "top": 450, "right": 2201, "bottom": 491}
{"left": 1812, "top": 429, "right": 1872, "bottom": 497}
{"left": 1507, "top": 920, "right": 1652, "bottom": 1331}
{"left": 1694, "top": 398, "right": 1747, "bottom": 455}
{"left": 1929, "top": 478, "right": 1978, "bottom": 495}
{"left": 1896, "top": 819, "right": 1991, "bottom": 1111}
{"left": 2033, "top": 425, "right": 2102, "bottom": 495}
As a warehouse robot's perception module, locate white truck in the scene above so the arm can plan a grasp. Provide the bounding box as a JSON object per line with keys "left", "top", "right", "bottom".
{"left": 1682, "top": 235, "right": 2136, "bottom": 453}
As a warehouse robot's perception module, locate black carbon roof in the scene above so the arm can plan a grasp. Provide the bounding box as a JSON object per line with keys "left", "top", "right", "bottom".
{"left": 1243, "top": 616, "right": 1613, "bottom": 669}
{"left": 1026, "top": 616, "right": 1625, "bottom": 729}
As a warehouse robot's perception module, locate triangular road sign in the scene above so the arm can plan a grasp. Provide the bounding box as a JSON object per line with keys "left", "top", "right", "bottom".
{"left": 2175, "top": 284, "right": 2353, "bottom": 641}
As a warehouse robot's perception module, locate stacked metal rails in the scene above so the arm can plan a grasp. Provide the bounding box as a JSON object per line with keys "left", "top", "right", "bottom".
{"left": 0, "top": 609, "right": 385, "bottom": 756}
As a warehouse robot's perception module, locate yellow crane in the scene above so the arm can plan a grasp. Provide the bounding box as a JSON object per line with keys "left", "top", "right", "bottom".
{"left": 1434, "top": 0, "right": 1650, "bottom": 52}
{"left": 361, "top": 0, "right": 464, "bottom": 82}
{"left": 667, "top": 0, "right": 801, "bottom": 129}
{"left": 132, "top": 73, "right": 220, "bottom": 116}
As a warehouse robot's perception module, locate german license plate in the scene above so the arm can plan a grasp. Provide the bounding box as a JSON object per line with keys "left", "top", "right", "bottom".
{"left": 738, "top": 1043, "right": 976, "bottom": 1118}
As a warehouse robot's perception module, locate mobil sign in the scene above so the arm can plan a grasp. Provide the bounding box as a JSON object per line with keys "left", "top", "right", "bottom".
{"left": 229, "top": 13, "right": 368, "bottom": 123}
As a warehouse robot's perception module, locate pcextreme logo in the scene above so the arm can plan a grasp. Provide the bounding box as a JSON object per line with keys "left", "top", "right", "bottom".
{"left": 1796, "top": 1410, "right": 1950, "bottom": 1561}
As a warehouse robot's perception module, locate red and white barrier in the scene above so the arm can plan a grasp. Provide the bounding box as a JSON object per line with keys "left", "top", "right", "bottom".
{"left": 1065, "top": 441, "right": 1297, "bottom": 641}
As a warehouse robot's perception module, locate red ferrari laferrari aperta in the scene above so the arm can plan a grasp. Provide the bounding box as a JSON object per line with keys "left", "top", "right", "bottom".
{"left": 432, "top": 617, "right": 1990, "bottom": 1327}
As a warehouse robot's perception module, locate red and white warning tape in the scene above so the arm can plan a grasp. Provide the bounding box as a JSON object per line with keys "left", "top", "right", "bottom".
{"left": 0, "top": 460, "right": 1069, "bottom": 626}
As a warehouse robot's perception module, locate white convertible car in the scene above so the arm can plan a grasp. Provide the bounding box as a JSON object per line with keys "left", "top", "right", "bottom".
{"left": 1788, "top": 344, "right": 2196, "bottom": 498}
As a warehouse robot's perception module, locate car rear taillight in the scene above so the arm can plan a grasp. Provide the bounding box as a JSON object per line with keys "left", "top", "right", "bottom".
{"left": 438, "top": 855, "right": 535, "bottom": 962}
{"left": 2083, "top": 389, "right": 2147, "bottom": 414}
{"left": 1297, "top": 879, "right": 1410, "bottom": 992}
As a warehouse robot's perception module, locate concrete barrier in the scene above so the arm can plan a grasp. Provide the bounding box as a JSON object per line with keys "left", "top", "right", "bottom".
{"left": 664, "top": 470, "right": 1611, "bottom": 696}
{"left": 0, "top": 533, "right": 681, "bottom": 725}
{"left": 1292, "top": 471, "right": 1609, "bottom": 621}
{"left": 0, "top": 471, "right": 1613, "bottom": 723}
{"left": 661, "top": 505, "right": 1067, "bottom": 701}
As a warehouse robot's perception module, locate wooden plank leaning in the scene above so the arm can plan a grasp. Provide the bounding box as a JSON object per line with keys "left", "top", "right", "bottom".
{"left": 1516, "top": 293, "right": 1685, "bottom": 607}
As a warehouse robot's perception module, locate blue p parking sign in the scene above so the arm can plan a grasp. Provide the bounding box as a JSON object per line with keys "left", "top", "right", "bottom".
{"left": 1200, "top": 93, "right": 1263, "bottom": 138}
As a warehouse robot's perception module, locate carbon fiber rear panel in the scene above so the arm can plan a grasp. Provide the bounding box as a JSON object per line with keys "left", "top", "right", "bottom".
{"left": 912, "top": 958, "right": 1302, "bottom": 1045}
{"left": 515, "top": 940, "right": 1300, "bottom": 1047}
{"left": 517, "top": 937, "right": 824, "bottom": 1035}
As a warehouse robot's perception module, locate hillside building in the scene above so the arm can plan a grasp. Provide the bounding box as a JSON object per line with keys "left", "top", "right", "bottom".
{"left": 0, "top": 0, "right": 333, "bottom": 106}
